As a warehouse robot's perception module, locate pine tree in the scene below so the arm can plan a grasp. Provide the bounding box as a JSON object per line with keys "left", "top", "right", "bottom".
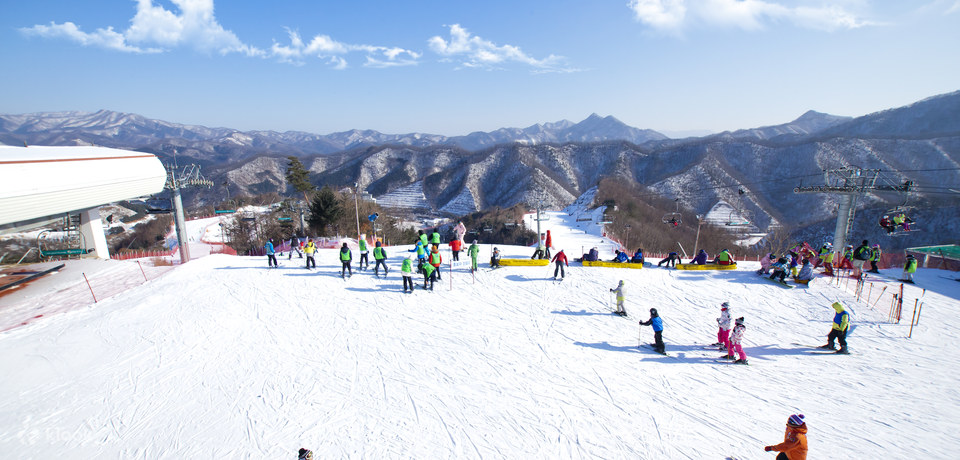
{"left": 285, "top": 156, "right": 314, "bottom": 200}
{"left": 307, "top": 186, "right": 344, "bottom": 236}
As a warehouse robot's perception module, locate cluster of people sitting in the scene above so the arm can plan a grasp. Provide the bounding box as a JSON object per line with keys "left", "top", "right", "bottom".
{"left": 581, "top": 247, "right": 646, "bottom": 264}
{"left": 757, "top": 250, "right": 815, "bottom": 285}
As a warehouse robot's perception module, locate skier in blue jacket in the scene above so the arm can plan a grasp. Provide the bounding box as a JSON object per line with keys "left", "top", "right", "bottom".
{"left": 264, "top": 239, "right": 277, "bottom": 268}
{"left": 408, "top": 240, "right": 427, "bottom": 274}
{"left": 640, "top": 308, "right": 665, "bottom": 354}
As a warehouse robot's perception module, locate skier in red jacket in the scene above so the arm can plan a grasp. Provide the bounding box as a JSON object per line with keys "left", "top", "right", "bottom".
{"left": 551, "top": 249, "right": 568, "bottom": 279}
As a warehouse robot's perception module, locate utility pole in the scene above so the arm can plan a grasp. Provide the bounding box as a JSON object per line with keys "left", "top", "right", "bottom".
{"left": 164, "top": 163, "right": 213, "bottom": 264}
{"left": 692, "top": 214, "right": 704, "bottom": 257}
{"left": 354, "top": 182, "right": 361, "bottom": 242}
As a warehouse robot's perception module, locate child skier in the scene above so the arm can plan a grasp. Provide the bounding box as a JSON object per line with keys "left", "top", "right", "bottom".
{"left": 713, "top": 302, "right": 731, "bottom": 350}
{"left": 401, "top": 255, "right": 414, "bottom": 293}
{"left": 339, "top": 242, "right": 353, "bottom": 278}
{"left": 769, "top": 257, "right": 789, "bottom": 284}
{"left": 429, "top": 244, "right": 442, "bottom": 280}
{"left": 450, "top": 238, "right": 462, "bottom": 261}
{"left": 640, "top": 308, "right": 665, "bottom": 354}
{"left": 373, "top": 241, "right": 388, "bottom": 276}
{"left": 757, "top": 253, "right": 775, "bottom": 275}
{"left": 409, "top": 240, "right": 427, "bottom": 274}
{"left": 358, "top": 236, "right": 369, "bottom": 271}
{"left": 552, "top": 249, "right": 568, "bottom": 279}
{"left": 422, "top": 259, "right": 437, "bottom": 290}
{"left": 902, "top": 253, "right": 918, "bottom": 284}
{"left": 490, "top": 247, "right": 502, "bottom": 268}
{"left": 722, "top": 317, "right": 748, "bottom": 364}
{"left": 468, "top": 240, "right": 480, "bottom": 272}
{"left": 764, "top": 414, "right": 808, "bottom": 460}
{"left": 818, "top": 301, "right": 850, "bottom": 354}
{"left": 264, "top": 239, "right": 277, "bottom": 268}
{"left": 609, "top": 280, "right": 626, "bottom": 315}
{"left": 304, "top": 238, "right": 317, "bottom": 269}
{"left": 868, "top": 244, "right": 882, "bottom": 273}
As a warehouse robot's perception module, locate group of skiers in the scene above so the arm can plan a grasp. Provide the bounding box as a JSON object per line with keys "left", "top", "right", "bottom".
{"left": 610, "top": 281, "right": 853, "bottom": 361}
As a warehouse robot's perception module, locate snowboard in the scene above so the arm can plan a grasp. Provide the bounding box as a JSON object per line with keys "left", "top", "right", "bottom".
{"left": 761, "top": 276, "right": 795, "bottom": 289}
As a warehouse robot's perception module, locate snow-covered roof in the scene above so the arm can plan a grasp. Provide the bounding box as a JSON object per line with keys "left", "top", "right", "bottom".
{"left": 0, "top": 145, "right": 166, "bottom": 228}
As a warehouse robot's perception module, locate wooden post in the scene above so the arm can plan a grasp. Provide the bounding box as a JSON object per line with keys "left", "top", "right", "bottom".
{"left": 872, "top": 286, "right": 887, "bottom": 308}
{"left": 908, "top": 299, "right": 919, "bottom": 338}
{"left": 83, "top": 272, "right": 97, "bottom": 303}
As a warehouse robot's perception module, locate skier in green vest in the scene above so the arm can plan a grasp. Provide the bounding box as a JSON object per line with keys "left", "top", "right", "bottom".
{"left": 401, "top": 255, "right": 414, "bottom": 293}
{"left": 902, "top": 254, "right": 918, "bottom": 284}
{"left": 358, "top": 237, "right": 369, "bottom": 271}
{"left": 422, "top": 260, "right": 437, "bottom": 291}
{"left": 373, "top": 241, "right": 388, "bottom": 276}
{"left": 339, "top": 242, "right": 353, "bottom": 278}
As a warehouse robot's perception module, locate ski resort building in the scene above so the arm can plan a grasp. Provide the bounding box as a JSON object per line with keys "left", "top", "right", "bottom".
{"left": 0, "top": 145, "right": 166, "bottom": 259}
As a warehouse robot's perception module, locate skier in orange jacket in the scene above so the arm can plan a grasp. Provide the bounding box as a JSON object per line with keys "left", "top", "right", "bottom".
{"left": 764, "top": 414, "right": 808, "bottom": 460}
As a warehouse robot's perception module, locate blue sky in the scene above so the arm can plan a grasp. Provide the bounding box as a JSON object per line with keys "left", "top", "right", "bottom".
{"left": 2, "top": 1, "right": 959, "bottom": 137}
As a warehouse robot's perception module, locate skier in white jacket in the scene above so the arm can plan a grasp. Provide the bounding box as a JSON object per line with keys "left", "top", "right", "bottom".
{"left": 713, "top": 302, "right": 732, "bottom": 350}
{"left": 722, "top": 317, "right": 748, "bottom": 364}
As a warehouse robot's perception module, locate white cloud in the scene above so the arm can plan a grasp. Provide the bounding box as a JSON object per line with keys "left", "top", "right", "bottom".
{"left": 947, "top": 1, "right": 960, "bottom": 14}
{"left": 20, "top": 21, "right": 159, "bottom": 53}
{"left": 627, "top": 0, "right": 874, "bottom": 32}
{"left": 269, "top": 29, "right": 421, "bottom": 68}
{"left": 428, "top": 24, "right": 575, "bottom": 73}
{"left": 20, "top": 0, "right": 262, "bottom": 56}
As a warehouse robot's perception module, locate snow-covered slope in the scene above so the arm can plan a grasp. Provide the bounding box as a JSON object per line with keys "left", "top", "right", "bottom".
{"left": 1, "top": 210, "right": 958, "bottom": 458}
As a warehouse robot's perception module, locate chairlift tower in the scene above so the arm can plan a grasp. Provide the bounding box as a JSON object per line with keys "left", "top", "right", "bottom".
{"left": 794, "top": 166, "right": 911, "bottom": 251}
{"left": 165, "top": 163, "right": 214, "bottom": 264}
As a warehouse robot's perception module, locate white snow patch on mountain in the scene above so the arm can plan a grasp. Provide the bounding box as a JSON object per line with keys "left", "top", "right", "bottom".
{"left": 375, "top": 181, "right": 430, "bottom": 210}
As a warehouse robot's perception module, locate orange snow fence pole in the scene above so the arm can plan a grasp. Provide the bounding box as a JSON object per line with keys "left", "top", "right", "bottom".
{"left": 83, "top": 272, "right": 97, "bottom": 303}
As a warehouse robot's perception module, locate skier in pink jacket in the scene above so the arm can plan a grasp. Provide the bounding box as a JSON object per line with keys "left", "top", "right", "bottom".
{"left": 757, "top": 253, "right": 775, "bottom": 275}
{"left": 722, "top": 317, "right": 748, "bottom": 364}
{"left": 713, "top": 302, "right": 732, "bottom": 351}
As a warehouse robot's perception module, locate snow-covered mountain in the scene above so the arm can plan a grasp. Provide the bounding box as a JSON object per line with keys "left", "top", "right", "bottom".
{"left": 0, "top": 110, "right": 666, "bottom": 162}
{"left": 197, "top": 90, "right": 960, "bottom": 250}
{"left": 715, "top": 110, "right": 853, "bottom": 141}
{"left": 3, "top": 90, "right": 959, "bottom": 248}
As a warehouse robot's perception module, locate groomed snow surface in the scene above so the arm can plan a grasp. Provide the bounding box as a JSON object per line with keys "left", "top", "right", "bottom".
{"left": 2, "top": 210, "right": 959, "bottom": 458}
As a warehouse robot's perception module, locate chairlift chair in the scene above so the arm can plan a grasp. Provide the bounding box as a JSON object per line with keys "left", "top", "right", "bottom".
{"left": 661, "top": 198, "right": 682, "bottom": 227}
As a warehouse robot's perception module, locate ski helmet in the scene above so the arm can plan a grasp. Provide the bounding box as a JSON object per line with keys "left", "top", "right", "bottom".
{"left": 649, "top": 308, "right": 659, "bottom": 317}
{"left": 735, "top": 317, "right": 744, "bottom": 325}
{"left": 721, "top": 301, "right": 729, "bottom": 310}
{"left": 787, "top": 414, "right": 805, "bottom": 427}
